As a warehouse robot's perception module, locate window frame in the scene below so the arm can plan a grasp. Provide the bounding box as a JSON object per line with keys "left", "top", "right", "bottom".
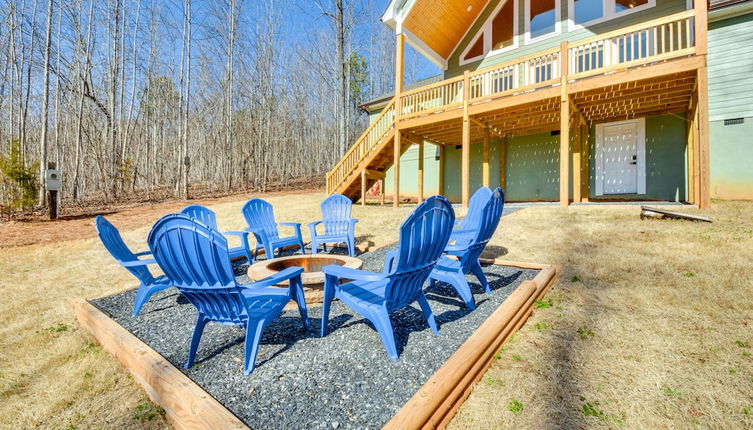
{"left": 459, "top": 0, "right": 519, "bottom": 66}
{"left": 524, "top": 0, "right": 562, "bottom": 44}
{"left": 567, "top": 0, "right": 657, "bottom": 31}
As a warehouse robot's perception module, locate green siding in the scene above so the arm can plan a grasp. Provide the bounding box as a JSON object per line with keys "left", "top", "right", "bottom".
{"left": 443, "top": 141, "right": 503, "bottom": 202}
{"left": 446, "top": 0, "right": 688, "bottom": 77}
{"left": 710, "top": 119, "right": 753, "bottom": 200}
{"left": 708, "top": 13, "right": 753, "bottom": 121}
{"left": 504, "top": 133, "right": 560, "bottom": 201}
{"left": 384, "top": 144, "right": 442, "bottom": 198}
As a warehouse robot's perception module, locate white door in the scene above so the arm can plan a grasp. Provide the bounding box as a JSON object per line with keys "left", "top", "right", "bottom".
{"left": 595, "top": 118, "right": 646, "bottom": 196}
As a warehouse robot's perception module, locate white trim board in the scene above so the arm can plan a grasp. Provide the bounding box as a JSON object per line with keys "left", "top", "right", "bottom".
{"left": 566, "top": 0, "right": 657, "bottom": 32}
{"left": 524, "top": 0, "right": 562, "bottom": 44}
{"left": 594, "top": 118, "right": 647, "bottom": 196}
{"left": 460, "top": 0, "right": 520, "bottom": 66}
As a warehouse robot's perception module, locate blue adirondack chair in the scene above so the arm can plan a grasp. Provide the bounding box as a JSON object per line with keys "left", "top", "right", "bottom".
{"left": 308, "top": 194, "right": 358, "bottom": 257}
{"left": 95, "top": 216, "right": 172, "bottom": 316}
{"left": 241, "top": 198, "right": 305, "bottom": 259}
{"left": 147, "top": 214, "right": 310, "bottom": 376}
{"left": 428, "top": 188, "right": 505, "bottom": 310}
{"left": 452, "top": 187, "right": 493, "bottom": 240}
{"left": 180, "top": 205, "right": 253, "bottom": 263}
{"left": 320, "top": 196, "right": 455, "bottom": 361}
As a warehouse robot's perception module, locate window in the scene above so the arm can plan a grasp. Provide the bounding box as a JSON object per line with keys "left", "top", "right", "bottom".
{"left": 461, "top": 0, "right": 518, "bottom": 65}
{"left": 526, "top": 0, "right": 561, "bottom": 42}
{"left": 569, "top": 0, "right": 655, "bottom": 29}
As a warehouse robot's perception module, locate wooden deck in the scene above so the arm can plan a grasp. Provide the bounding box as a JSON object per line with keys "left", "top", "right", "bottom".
{"left": 327, "top": 6, "right": 710, "bottom": 209}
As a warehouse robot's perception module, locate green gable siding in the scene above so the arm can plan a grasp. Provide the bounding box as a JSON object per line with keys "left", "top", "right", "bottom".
{"left": 446, "top": 0, "right": 688, "bottom": 77}
{"left": 708, "top": 13, "right": 753, "bottom": 121}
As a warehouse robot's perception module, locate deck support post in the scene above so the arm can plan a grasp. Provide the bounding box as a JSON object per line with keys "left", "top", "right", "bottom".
{"left": 572, "top": 106, "right": 585, "bottom": 203}
{"left": 580, "top": 123, "right": 590, "bottom": 202}
{"left": 361, "top": 170, "right": 367, "bottom": 206}
{"left": 462, "top": 70, "right": 471, "bottom": 208}
{"left": 418, "top": 141, "right": 424, "bottom": 202}
{"left": 499, "top": 138, "right": 506, "bottom": 190}
{"left": 393, "top": 33, "right": 405, "bottom": 208}
{"left": 694, "top": 0, "right": 710, "bottom": 209}
{"left": 559, "top": 41, "right": 570, "bottom": 207}
{"left": 482, "top": 128, "right": 490, "bottom": 188}
{"left": 380, "top": 180, "right": 385, "bottom": 205}
{"left": 439, "top": 145, "right": 445, "bottom": 197}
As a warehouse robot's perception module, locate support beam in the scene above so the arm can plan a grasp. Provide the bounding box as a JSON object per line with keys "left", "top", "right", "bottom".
{"left": 393, "top": 131, "right": 401, "bottom": 207}
{"left": 581, "top": 125, "right": 590, "bottom": 202}
{"left": 696, "top": 66, "right": 711, "bottom": 209}
{"left": 695, "top": 0, "right": 708, "bottom": 56}
{"left": 380, "top": 180, "right": 385, "bottom": 206}
{"left": 361, "top": 169, "right": 367, "bottom": 206}
{"left": 499, "top": 138, "right": 507, "bottom": 190}
{"left": 462, "top": 71, "right": 471, "bottom": 208}
{"left": 439, "top": 145, "right": 446, "bottom": 197}
{"left": 559, "top": 41, "right": 570, "bottom": 207}
{"left": 418, "top": 141, "right": 424, "bottom": 202}
{"left": 572, "top": 122, "right": 582, "bottom": 203}
{"left": 482, "top": 128, "right": 490, "bottom": 188}
{"left": 393, "top": 33, "right": 404, "bottom": 208}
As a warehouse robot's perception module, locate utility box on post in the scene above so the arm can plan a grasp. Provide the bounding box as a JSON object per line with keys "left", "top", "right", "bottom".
{"left": 45, "top": 165, "right": 61, "bottom": 219}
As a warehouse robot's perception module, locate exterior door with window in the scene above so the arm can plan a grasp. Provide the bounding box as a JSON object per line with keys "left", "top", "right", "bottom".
{"left": 595, "top": 118, "right": 646, "bottom": 196}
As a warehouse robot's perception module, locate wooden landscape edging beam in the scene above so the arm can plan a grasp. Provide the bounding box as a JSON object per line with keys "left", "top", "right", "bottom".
{"left": 72, "top": 299, "right": 249, "bottom": 430}
{"left": 384, "top": 263, "right": 561, "bottom": 430}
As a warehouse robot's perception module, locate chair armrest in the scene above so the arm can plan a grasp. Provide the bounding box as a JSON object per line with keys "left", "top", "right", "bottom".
{"left": 121, "top": 258, "right": 157, "bottom": 267}
{"left": 453, "top": 220, "right": 463, "bottom": 226}
{"left": 222, "top": 230, "right": 250, "bottom": 237}
{"left": 383, "top": 250, "right": 399, "bottom": 274}
{"left": 134, "top": 251, "right": 152, "bottom": 257}
{"left": 239, "top": 266, "right": 304, "bottom": 290}
{"left": 278, "top": 222, "right": 302, "bottom": 228}
{"left": 349, "top": 218, "right": 359, "bottom": 225}
{"left": 450, "top": 228, "right": 477, "bottom": 238}
{"left": 322, "top": 265, "right": 385, "bottom": 282}
{"left": 308, "top": 220, "right": 323, "bottom": 229}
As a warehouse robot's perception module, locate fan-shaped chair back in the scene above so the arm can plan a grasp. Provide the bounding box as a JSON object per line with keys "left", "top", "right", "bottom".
{"left": 385, "top": 196, "right": 455, "bottom": 310}
{"left": 242, "top": 198, "right": 280, "bottom": 241}
{"left": 459, "top": 187, "right": 505, "bottom": 272}
{"left": 180, "top": 205, "right": 219, "bottom": 230}
{"left": 148, "top": 214, "right": 245, "bottom": 325}
{"left": 321, "top": 194, "right": 352, "bottom": 236}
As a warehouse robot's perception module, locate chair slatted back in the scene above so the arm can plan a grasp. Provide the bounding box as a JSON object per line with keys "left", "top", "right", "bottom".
{"left": 459, "top": 188, "right": 505, "bottom": 272}
{"left": 181, "top": 205, "right": 219, "bottom": 230}
{"left": 148, "top": 214, "right": 246, "bottom": 325}
{"left": 95, "top": 216, "right": 156, "bottom": 284}
{"left": 384, "top": 196, "right": 455, "bottom": 311}
{"left": 242, "top": 199, "right": 280, "bottom": 241}
{"left": 461, "top": 187, "right": 493, "bottom": 231}
{"left": 321, "top": 194, "right": 352, "bottom": 236}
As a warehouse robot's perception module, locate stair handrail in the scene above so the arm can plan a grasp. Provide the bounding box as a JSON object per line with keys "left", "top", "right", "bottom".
{"left": 327, "top": 99, "right": 396, "bottom": 193}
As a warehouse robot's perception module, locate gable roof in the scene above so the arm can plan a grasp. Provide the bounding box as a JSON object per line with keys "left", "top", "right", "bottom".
{"left": 382, "top": 0, "right": 490, "bottom": 69}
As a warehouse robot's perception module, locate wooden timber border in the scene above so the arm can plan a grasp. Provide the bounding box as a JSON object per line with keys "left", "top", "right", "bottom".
{"left": 73, "top": 259, "right": 560, "bottom": 430}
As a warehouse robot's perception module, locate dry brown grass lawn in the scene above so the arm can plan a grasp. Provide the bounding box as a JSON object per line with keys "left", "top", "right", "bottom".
{"left": 1, "top": 193, "right": 751, "bottom": 429}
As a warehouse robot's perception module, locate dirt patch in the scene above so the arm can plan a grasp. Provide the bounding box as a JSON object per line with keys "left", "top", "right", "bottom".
{"left": 0, "top": 188, "right": 319, "bottom": 249}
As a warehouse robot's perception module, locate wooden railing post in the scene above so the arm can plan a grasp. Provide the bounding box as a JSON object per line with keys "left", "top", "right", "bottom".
{"left": 694, "top": 0, "right": 707, "bottom": 56}
{"left": 461, "top": 70, "right": 471, "bottom": 208}
{"left": 559, "top": 41, "right": 570, "bottom": 207}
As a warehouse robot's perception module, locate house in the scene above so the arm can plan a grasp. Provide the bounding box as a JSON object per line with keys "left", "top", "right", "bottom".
{"left": 327, "top": 1, "right": 751, "bottom": 208}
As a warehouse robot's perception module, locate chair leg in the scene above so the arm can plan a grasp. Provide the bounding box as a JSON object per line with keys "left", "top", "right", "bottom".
{"left": 416, "top": 292, "right": 440, "bottom": 335}
{"left": 132, "top": 283, "right": 164, "bottom": 316}
{"left": 185, "top": 314, "right": 209, "bottom": 369}
{"left": 470, "top": 260, "right": 491, "bottom": 294}
{"left": 448, "top": 271, "right": 476, "bottom": 310}
{"left": 369, "top": 308, "right": 399, "bottom": 361}
{"left": 243, "top": 318, "right": 268, "bottom": 375}
{"left": 320, "top": 278, "right": 336, "bottom": 337}
{"left": 310, "top": 238, "right": 318, "bottom": 255}
{"left": 290, "top": 277, "right": 310, "bottom": 331}
{"left": 347, "top": 236, "right": 356, "bottom": 257}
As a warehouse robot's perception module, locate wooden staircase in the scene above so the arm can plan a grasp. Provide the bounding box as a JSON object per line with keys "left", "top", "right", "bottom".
{"left": 327, "top": 99, "right": 409, "bottom": 202}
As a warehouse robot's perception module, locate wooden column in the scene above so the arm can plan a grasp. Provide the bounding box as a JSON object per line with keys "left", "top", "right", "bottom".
{"left": 499, "top": 138, "right": 507, "bottom": 189}
{"left": 462, "top": 70, "right": 471, "bottom": 207}
{"left": 482, "top": 128, "right": 490, "bottom": 188}
{"left": 572, "top": 112, "right": 582, "bottom": 203}
{"left": 439, "top": 145, "right": 446, "bottom": 196}
{"left": 380, "top": 180, "right": 385, "bottom": 205}
{"left": 418, "top": 141, "right": 424, "bottom": 202}
{"left": 559, "top": 41, "right": 570, "bottom": 207}
{"left": 393, "top": 33, "right": 405, "bottom": 208}
{"left": 581, "top": 124, "right": 590, "bottom": 202}
{"left": 361, "top": 169, "right": 367, "bottom": 206}
{"left": 694, "top": 0, "right": 710, "bottom": 209}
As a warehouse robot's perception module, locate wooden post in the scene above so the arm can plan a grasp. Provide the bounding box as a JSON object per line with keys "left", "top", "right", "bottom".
{"left": 696, "top": 67, "right": 711, "bottom": 209}
{"left": 462, "top": 70, "right": 471, "bottom": 208}
{"left": 687, "top": 95, "right": 696, "bottom": 204}
{"left": 499, "top": 138, "right": 507, "bottom": 189}
{"left": 393, "top": 33, "right": 405, "bottom": 208}
{"left": 482, "top": 128, "right": 490, "bottom": 188}
{"left": 559, "top": 41, "right": 570, "bottom": 207}
{"left": 572, "top": 119, "right": 582, "bottom": 203}
{"left": 581, "top": 124, "right": 590, "bottom": 202}
{"left": 438, "top": 145, "right": 446, "bottom": 196}
{"left": 361, "top": 169, "right": 366, "bottom": 206}
{"left": 380, "top": 179, "right": 385, "bottom": 205}
{"left": 418, "top": 141, "right": 424, "bottom": 202}
{"left": 694, "top": 0, "right": 708, "bottom": 56}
